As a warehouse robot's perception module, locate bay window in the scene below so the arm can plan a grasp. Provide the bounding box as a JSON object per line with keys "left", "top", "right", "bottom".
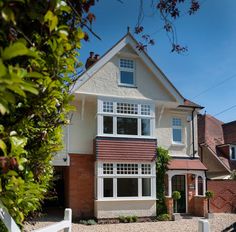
{"left": 98, "top": 98, "right": 154, "bottom": 137}
{"left": 96, "top": 162, "right": 156, "bottom": 200}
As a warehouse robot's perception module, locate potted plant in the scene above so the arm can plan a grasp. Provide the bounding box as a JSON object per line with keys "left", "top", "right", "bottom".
{"left": 205, "top": 190, "right": 214, "bottom": 218}
{"left": 172, "top": 191, "right": 181, "bottom": 213}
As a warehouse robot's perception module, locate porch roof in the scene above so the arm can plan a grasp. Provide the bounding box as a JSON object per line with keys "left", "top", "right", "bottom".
{"left": 168, "top": 159, "right": 207, "bottom": 171}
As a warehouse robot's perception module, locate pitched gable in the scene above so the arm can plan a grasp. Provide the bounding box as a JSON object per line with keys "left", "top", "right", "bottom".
{"left": 72, "top": 33, "right": 185, "bottom": 104}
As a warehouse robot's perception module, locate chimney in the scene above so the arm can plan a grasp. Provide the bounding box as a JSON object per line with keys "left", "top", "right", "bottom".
{"left": 85, "top": 52, "right": 100, "bottom": 70}
{"left": 85, "top": 51, "right": 95, "bottom": 69}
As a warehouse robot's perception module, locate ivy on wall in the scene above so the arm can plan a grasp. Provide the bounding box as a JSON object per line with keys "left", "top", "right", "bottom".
{"left": 156, "top": 147, "right": 171, "bottom": 216}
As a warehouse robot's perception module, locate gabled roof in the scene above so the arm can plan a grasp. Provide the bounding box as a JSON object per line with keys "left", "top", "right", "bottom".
{"left": 72, "top": 32, "right": 196, "bottom": 105}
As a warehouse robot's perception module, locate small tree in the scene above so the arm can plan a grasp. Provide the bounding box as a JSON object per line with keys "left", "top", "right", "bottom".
{"left": 205, "top": 191, "right": 214, "bottom": 214}
{"left": 172, "top": 191, "right": 181, "bottom": 213}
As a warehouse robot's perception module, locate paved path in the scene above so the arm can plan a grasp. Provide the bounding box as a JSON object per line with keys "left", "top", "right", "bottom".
{"left": 24, "top": 213, "right": 236, "bottom": 232}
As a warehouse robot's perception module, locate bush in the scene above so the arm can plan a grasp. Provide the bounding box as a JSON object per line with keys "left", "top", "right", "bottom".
{"left": 87, "top": 219, "right": 97, "bottom": 225}
{"left": 157, "top": 214, "right": 170, "bottom": 221}
{"left": 205, "top": 191, "right": 214, "bottom": 199}
{"left": 172, "top": 191, "right": 181, "bottom": 200}
{"left": 132, "top": 215, "right": 138, "bottom": 222}
{"left": 79, "top": 219, "right": 97, "bottom": 226}
{"left": 118, "top": 215, "right": 138, "bottom": 223}
{"left": 0, "top": 220, "right": 7, "bottom": 232}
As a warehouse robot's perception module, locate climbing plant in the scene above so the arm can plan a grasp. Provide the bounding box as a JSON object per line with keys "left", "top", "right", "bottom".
{"left": 0, "top": 0, "right": 97, "bottom": 227}
{"left": 156, "top": 147, "right": 171, "bottom": 215}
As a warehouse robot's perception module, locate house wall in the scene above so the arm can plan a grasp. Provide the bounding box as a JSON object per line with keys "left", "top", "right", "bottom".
{"left": 155, "top": 108, "right": 198, "bottom": 157}
{"left": 223, "top": 121, "right": 236, "bottom": 144}
{"left": 94, "top": 200, "right": 156, "bottom": 218}
{"left": 77, "top": 46, "right": 176, "bottom": 102}
{"left": 68, "top": 99, "right": 97, "bottom": 154}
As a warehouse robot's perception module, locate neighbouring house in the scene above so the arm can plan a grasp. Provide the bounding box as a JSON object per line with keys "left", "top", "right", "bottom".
{"left": 53, "top": 32, "right": 207, "bottom": 219}
{"left": 198, "top": 114, "right": 236, "bottom": 179}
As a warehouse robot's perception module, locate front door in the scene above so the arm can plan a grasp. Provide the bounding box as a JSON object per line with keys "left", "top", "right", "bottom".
{"left": 172, "top": 175, "right": 186, "bottom": 213}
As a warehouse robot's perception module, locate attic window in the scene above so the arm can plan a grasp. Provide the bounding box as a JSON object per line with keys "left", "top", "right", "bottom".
{"left": 119, "top": 59, "right": 135, "bottom": 86}
{"left": 230, "top": 146, "right": 236, "bottom": 160}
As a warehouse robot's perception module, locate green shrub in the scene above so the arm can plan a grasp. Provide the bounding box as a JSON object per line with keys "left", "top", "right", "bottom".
{"left": 87, "top": 219, "right": 97, "bottom": 225}
{"left": 205, "top": 191, "right": 214, "bottom": 199}
{"left": 0, "top": 220, "right": 7, "bottom": 232}
{"left": 157, "top": 214, "right": 170, "bottom": 221}
{"left": 172, "top": 191, "right": 181, "bottom": 200}
{"left": 132, "top": 215, "right": 138, "bottom": 222}
{"left": 118, "top": 216, "right": 127, "bottom": 223}
{"left": 118, "top": 215, "right": 138, "bottom": 223}
{"left": 79, "top": 220, "right": 88, "bottom": 225}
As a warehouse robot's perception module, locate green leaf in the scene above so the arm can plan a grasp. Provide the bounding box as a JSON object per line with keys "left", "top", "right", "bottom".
{"left": 0, "top": 140, "right": 7, "bottom": 156}
{"left": 0, "top": 59, "right": 7, "bottom": 77}
{"left": 2, "top": 42, "right": 29, "bottom": 60}
{"left": 21, "top": 83, "right": 39, "bottom": 95}
{"left": 44, "top": 10, "right": 58, "bottom": 32}
{"left": 1, "top": 7, "right": 15, "bottom": 24}
{"left": 76, "top": 28, "right": 84, "bottom": 40}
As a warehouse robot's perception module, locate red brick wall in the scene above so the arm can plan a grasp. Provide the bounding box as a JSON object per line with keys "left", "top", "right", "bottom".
{"left": 187, "top": 174, "right": 196, "bottom": 214}
{"left": 208, "top": 180, "right": 236, "bottom": 213}
{"left": 65, "top": 154, "right": 95, "bottom": 219}
{"left": 165, "top": 197, "right": 173, "bottom": 215}
{"left": 194, "top": 196, "right": 207, "bottom": 217}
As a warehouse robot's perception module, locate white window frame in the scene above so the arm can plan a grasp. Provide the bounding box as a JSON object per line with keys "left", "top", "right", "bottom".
{"left": 97, "top": 97, "right": 155, "bottom": 139}
{"left": 96, "top": 161, "right": 156, "bottom": 201}
{"left": 119, "top": 58, "right": 136, "bottom": 87}
{"left": 172, "top": 117, "right": 183, "bottom": 144}
{"left": 230, "top": 145, "right": 236, "bottom": 160}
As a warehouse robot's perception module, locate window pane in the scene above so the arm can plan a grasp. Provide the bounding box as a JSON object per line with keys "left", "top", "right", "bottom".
{"left": 120, "top": 59, "right": 134, "bottom": 69}
{"left": 103, "top": 178, "right": 113, "bottom": 197}
{"left": 141, "top": 164, "right": 151, "bottom": 174}
{"left": 103, "top": 102, "right": 113, "bottom": 113}
{"left": 141, "top": 105, "right": 151, "bottom": 115}
{"left": 103, "top": 163, "right": 113, "bottom": 174}
{"left": 173, "top": 128, "right": 182, "bottom": 142}
{"left": 117, "top": 117, "right": 137, "bottom": 135}
{"left": 117, "top": 163, "right": 138, "bottom": 175}
{"left": 103, "top": 116, "right": 113, "bottom": 134}
{"left": 142, "top": 178, "right": 151, "bottom": 196}
{"left": 232, "top": 147, "right": 236, "bottom": 160}
{"left": 120, "top": 71, "right": 134, "bottom": 85}
{"left": 117, "top": 103, "right": 138, "bottom": 115}
{"left": 198, "top": 176, "right": 203, "bottom": 195}
{"left": 117, "top": 178, "right": 138, "bottom": 197}
{"left": 172, "top": 118, "right": 182, "bottom": 126}
{"left": 141, "top": 119, "right": 150, "bottom": 136}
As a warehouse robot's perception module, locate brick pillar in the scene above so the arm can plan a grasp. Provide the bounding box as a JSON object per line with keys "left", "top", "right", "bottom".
{"left": 194, "top": 196, "right": 207, "bottom": 217}
{"left": 65, "top": 154, "right": 95, "bottom": 219}
{"left": 165, "top": 197, "right": 173, "bottom": 216}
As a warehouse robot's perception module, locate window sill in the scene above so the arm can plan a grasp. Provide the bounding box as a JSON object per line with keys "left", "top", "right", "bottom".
{"left": 171, "top": 143, "right": 185, "bottom": 147}
{"left": 95, "top": 198, "right": 156, "bottom": 202}
{"left": 118, "top": 84, "right": 137, "bottom": 88}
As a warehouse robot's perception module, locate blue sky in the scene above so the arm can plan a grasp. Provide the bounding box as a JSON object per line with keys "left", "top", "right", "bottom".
{"left": 79, "top": 0, "right": 236, "bottom": 123}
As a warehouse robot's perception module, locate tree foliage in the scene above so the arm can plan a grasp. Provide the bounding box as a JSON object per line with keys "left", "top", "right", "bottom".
{"left": 156, "top": 147, "right": 171, "bottom": 215}
{"left": 134, "top": 0, "right": 200, "bottom": 53}
{"left": 0, "top": 0, "right": 96, "bottom": 227}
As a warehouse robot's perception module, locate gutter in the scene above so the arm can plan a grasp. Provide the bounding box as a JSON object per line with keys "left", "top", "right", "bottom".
{"left": 192, "top": 108, "right": 196, "bottom": 158}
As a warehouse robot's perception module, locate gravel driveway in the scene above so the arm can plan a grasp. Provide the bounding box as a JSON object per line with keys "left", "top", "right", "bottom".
{"left": 24, "top": 213, "right": 236, "bottom": 232}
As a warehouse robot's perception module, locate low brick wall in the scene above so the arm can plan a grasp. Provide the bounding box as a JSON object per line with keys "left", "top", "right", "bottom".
{"left": 208, "top": 180, "right": 236, "bottom": 213}
{"left": 165, "top": 197, "right": 173, "bottom": 216}
{"left": 193, "top": 196, "right": 207, "bottom": 217}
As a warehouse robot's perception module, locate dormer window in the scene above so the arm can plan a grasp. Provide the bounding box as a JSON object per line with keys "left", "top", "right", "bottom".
{"left": 119, "top": 59, "right": 135, "bottom": 86}
{"left": 230, "top": 145, "right": 236, "bottom": 160}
